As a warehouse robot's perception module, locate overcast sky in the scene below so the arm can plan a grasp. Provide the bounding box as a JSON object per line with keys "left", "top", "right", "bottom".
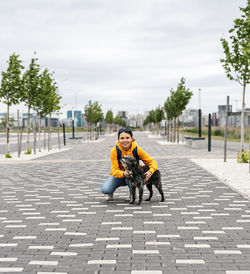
{"left": 0, "top": 0, "right": 248, "bottom": 117}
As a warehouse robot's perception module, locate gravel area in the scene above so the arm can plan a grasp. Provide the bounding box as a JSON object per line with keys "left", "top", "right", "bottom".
{"left": 0, "top": 147, "right": 70, "bottom": 160}
{"left": 191, "top": 158, "right": 250, "bottom": 199}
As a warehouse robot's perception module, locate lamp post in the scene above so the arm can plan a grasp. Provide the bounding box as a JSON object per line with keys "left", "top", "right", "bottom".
{"left": 198, "top": 88, "right": 202, "bottom": 137}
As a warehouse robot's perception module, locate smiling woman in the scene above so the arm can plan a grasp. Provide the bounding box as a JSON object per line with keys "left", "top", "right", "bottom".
{"left": 100, "top": 128, "right": 158, "bottom": 201}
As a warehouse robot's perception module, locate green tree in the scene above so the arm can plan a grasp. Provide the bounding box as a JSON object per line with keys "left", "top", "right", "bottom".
{"left": 22, "top": 54, "right": 41, "bottom": 144}
{"left": 0, "top": 115, "right": 15, "bottom": 128}
{"left": 143, "top": 110, "right": 156, "bottom": 132}
{"left": 105, "top": 109, "right": 113, "bottom": 133}
{"left": 113, "top": 115, "right": 126, "bottom": 127}
{"left": 37, "top": 69, "right": 61, "bottom": 149}
{"left": 84, "top": 100, "right": 104, "bottom": 139}
{"left": 155, "top": 106, "right": 165, "bottom": 135}
{"left": 0, "top": 53, "right": 24, "bottom": 156}
{"left": 171, "top": 78, "right": 193, "bottom": 142}
{"left": 164, "top": 94, "right": 176, "bottom": 142}
{"left": 220, "top": 1, "right": 250, "bottom": 152}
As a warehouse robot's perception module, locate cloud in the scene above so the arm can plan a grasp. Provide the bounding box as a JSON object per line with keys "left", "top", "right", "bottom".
{"left": 0, "top": 0, "right": 248, "bottom": 117}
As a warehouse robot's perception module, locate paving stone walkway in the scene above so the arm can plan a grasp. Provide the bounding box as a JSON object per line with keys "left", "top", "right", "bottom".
{"left": 0, "top": 132, "right": 249, "bottom": 274}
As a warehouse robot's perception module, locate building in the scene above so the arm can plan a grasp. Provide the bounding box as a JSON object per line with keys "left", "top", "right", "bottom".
{"left": 67, "top": 110, "right": 82, "bottom": 127}
{"left": 218, "top": 105, "right": 232, "bottom": 127}
{"left": 182, "top": 109, "right": 200, "bottom": 127}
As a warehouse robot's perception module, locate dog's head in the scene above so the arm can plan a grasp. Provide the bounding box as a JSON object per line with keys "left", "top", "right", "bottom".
{"left": 120, "top": 156, "right": 138, "bottom": 172}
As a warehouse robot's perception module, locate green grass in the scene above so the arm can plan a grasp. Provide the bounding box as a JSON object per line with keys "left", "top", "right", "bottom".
{"left": 183, "top": 127, "right": 250, "bottom": 143}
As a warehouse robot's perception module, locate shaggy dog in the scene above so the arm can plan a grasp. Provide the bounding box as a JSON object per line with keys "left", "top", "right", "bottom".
{"left": 120, "top": 156, "right": 164, "bottom": 205}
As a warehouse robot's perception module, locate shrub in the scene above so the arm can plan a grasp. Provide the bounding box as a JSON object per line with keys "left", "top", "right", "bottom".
{"left": 237, "top": 151, "right": 249, "bottom": 163}
{"left": 5, "top": 153, "right": 12, "bottom": 158}
{"left": 25, "top": 146, "right": 32, "bottom": 154}
{"left": 213, "top": 129, "right": 224, "bottom": 136}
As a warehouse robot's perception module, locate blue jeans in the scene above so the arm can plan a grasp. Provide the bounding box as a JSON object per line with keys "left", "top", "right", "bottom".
{"left": 100, "top": 176, "right": 132, "bottom": 194}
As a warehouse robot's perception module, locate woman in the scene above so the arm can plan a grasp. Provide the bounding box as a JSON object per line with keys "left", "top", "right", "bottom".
{"left": 100, "top": 128, "right": 158, "bottom": 200}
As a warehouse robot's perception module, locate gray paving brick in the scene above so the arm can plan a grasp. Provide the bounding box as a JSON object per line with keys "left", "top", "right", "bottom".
{"left": 0, "top": 132, "right": 249, "bottom": 273}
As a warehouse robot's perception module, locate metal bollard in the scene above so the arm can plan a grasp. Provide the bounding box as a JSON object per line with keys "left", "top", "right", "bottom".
{"left": 208, "top": 113, "right": 211, "bottom": 152}
{"left": 63, "top": 123, "right": 66, "bottom": 146}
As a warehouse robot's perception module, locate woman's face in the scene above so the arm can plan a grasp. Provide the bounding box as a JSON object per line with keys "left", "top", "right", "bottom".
{"left": 118, "top": 132, "right": 133, "bottom": 151}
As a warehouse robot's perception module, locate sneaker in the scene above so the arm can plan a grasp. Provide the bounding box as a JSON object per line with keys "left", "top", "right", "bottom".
{"left": 106, "top": 192, "right": 114, "bottom": 201}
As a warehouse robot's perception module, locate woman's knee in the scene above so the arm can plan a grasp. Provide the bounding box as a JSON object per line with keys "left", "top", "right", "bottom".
{"left": 100, "top": 183, "right": 111, "bottom": 194}
{"left": 100, "top": 177, "right": 115, "bottom": 194}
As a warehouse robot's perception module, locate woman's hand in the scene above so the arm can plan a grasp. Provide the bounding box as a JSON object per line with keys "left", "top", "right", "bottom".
{"left": 144, "top": 171, "right": 152, "bottom": 183}
{"left": 123, "top": 170, "right": 130, "bottom": 178}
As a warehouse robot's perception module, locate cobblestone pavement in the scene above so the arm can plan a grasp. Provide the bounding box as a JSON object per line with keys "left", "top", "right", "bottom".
{"left": 0, "top": 132, "right": 249, "bottom": 274}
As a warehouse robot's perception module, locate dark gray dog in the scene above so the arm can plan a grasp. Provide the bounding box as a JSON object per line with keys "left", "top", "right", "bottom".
{"left": 120, "top": 156, "right": 164, "bottom": 205}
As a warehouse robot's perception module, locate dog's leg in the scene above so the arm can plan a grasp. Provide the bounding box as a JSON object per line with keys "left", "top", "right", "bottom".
{"left": 145, "top": 182, "right": 153, "bottom": 201}
{"left": 137, "top": 186, "right": 143, "bottom": 205}
{"left": 155, "top": 182, "right": 165, "bottom": 202}
{"left": 129, "top": 186, "right": 136, "bottom": 204}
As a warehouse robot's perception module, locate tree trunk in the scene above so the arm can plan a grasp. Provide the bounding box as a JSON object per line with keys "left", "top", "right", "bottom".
{"left": 57, "top": 118, "right": 60, "bottom": 149}
{"left": 27, "top": 103, "right": 31, "bottom": 144}
{"left": 6, "top": 103, "right": 10, "bottom": 155}
{"left": 167, "top": 120, "right": 170, "bottom": 142}
{"left": 156, "top": 123, "right": 159, "bottom": 136}
{"left": 33, "top": 115, "right": 37, "bottom": 154}
{"left": 44, "top": 123, "right": 46, "bottom": 150}
{"left": 169, "top": 120, "right": 172, "bottom": 142}
{"left": 173, "top": 118, "right": 176, "bottom": 143}
{"left": 177, "top": 116, "right": 180, "bottom": 143}
{"left": 17, "top": 110, "right": 20, "bottom": 157}
{"left": 48, "top": 113, "right": 52, "bottom": 150}
{"left": 38, "top": 114, "right": 41, "bottom": 152}
{"left": 240, "top": 82, "right": 246, "bottom": 153}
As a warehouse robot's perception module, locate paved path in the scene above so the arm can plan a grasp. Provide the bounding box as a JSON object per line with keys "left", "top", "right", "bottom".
{"left": 0, "top": 132, "right": 249, "bottom": 273}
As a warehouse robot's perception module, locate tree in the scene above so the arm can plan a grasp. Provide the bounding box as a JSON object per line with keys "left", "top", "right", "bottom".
{"left": 105, "top": 109, "right": 113, "bottom": 133}
{"left": 171, "top": 78, "right": 193, "bottom": 142}
{"left": 155, "top": 106, "right": 165, "bottom": 135}
{"left": 22, "top": 54, "right": 41, "bottom": 144}
{"left": 143, "top": 110, "right": 157, "bottom": 132}
{"left": 37, "top": 69, "right": 61, "bottom": 149}
{"left": 84, "top": 100, "right": 103, "bottom": 139}
{"left": 0, "top": 53, "right": 24, "bottom": 155}
{"left": 113, "top": 115, "right": 126, "bottom": 127}
{"left": 164, "top": 94, "right": 176, "bottom": 142}
{"left": 0, "top": 115, "right": 15, "bottom": 128}
{"left": 220, "top": 1, "right": 250, "bottom": 152}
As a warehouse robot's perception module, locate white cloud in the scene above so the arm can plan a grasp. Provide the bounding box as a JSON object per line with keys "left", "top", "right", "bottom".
{"left": 0, "top": 0, "right": 248, "bottom": 117}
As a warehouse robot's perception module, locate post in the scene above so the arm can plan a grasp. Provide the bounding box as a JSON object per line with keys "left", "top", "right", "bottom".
{"left": 224, "top": 96, "right": 229, "bottom": 162}
{"left": 19, "top": 120, "right": 23, "bottom": 156}
{"left": 249, "top": 131, "right": 250, "bottom": 173}
{"left": 164, "top": 120, "right": 166, "bottom": 143}
{"left": 72, "top": 120, "right": 75, "bottom": 139}
{"left": 182, "top": 115, "right": 184, "bottom": 143}
{"left": 44, "top": 126, "right": 46, "bottom": 150}
{"left": 33, "top": 116, "right": 37, "bottom": 154}
{"left": 198, "top": 109, "right": 202, "bottom": 137}
{"left": 63, "top": 123, "right": 66, "bottom": 146}
{"left": 17, "top": 110, "right": 20, "bottom": 158}
{"left": 198, "top": 88, "right": 202, "bottom": 138}
{"left": 208, "top": 113, "right": 211, "bottom": 152}
{"left": 38, "top": 115, "right": 41, "bottom": 152}
{"left": 57, "top": 118, "right": 60, "bottom": 149}
{"left": 47, "top": 116, "right": 50, "bottom": 152}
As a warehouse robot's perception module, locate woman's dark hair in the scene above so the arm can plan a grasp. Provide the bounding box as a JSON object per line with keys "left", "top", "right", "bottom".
{"left": 118, "top": 128, "right": 133, "bottom": 139}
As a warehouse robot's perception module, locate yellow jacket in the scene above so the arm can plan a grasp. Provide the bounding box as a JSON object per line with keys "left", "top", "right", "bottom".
{"left": 110, "top": 140, "right": 158, "bottom": 178}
